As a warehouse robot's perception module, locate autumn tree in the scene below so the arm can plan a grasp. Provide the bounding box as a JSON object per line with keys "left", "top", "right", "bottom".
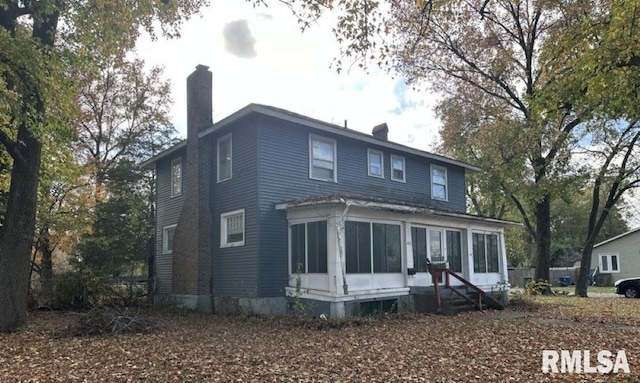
{"left": 74, "top": 57, "right": 178, "bottom": 296}
{"left": 76, "top": 57, "right": 177, "bottom": 204}
{"left": 31, "top": 144, "right": 90, "bottom": 304}
{"left": 0, "top": 0, "right": 206, "bottom": 333}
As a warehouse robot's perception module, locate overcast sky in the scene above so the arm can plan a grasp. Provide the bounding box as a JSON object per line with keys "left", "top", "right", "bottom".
{"left": 135, "top": 0, "right": 441, "bottom": 152}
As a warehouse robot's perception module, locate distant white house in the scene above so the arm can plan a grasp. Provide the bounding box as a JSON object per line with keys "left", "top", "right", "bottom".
{"left": 591, "top": 228, "right": 640, "bottom": 284}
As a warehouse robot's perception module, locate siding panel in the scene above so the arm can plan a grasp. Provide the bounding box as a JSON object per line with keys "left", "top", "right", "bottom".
{"left": 256, "top": 117, "right": 469, "bottom": 297}
{"left": 209, "top": 122, "right": 260, "bottom": 298}
{"left": 154, "top": 150, "right": 187, "bottom": 294}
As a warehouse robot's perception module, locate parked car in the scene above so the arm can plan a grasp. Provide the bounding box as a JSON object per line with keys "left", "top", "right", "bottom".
{"left": 614, "top": 278, "right": 640, "bottom": 298}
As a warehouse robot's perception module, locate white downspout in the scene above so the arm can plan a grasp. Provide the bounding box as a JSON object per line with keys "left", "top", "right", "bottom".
{"left": 336, "top": 198, "right": 352, "bottom": 295}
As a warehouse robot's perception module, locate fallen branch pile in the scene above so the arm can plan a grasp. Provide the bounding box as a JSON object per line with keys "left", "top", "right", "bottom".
{"left": 55, "top": 305, "right": 155, "bottom": 337}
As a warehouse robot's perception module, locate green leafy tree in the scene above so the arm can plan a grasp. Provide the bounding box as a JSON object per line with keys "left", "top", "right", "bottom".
{"left": 0, "top": 0, "right": 206, "bottom": 333}
{"left": 76, "top": 161, "right": 152, "bottom": 281}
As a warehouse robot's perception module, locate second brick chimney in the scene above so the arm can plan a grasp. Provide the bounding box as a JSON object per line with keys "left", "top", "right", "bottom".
{"left": 372, "top": 123, "right": 389, "bottom": 140}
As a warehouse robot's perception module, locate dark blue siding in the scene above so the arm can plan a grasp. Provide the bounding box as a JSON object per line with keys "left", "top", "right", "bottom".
{"left": 209, "top": 122, "right": 260, "bottom": 297}
{"left": 255, "top": 116, "right": 468, "bottom": 297}
{"left": 155, "top": 150, "right": 186, "bottom": 294}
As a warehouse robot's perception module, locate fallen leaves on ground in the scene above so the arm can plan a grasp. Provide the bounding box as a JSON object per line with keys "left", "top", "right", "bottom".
{"left": 1, "top": 297, "right": 639, "bottom": 382}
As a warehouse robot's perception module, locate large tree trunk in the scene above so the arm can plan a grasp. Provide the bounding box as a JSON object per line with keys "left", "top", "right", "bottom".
{"left": 575, "top": 241, "right": 596, "bottom": 297}
{"left": 0, "top": 126, "right": 42, "bottom": 332}
{"left": 533, "top": 195, "right": 551, "bottom": 283}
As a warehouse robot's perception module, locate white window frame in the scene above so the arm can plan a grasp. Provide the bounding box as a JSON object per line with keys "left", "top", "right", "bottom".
{"left": 598, "top": 253, "right": 620, "bottom": 273}
{"left": 390, "top": 155, "right": 406, "bottom": 182}
{"left": 367, "top": 149, "right": 384, "bottom": 178}
{"left": 431, "top": 164, "right": 448, "bottom": 201}
{"left": 162, "top": 224, "right": 177, "bottom": 254}
{"left": 288, "top": 220, "right": 328, "bottom": 274}
{"left": 221, "top": 209, "right": 245, "bottom": 248}
{"left": 309, "top": 134, "right": 337, "bottom": 182}
{"left": 217, "top": 133, "right": 232, "bottom": 183}
{"left": 170, "top": 158, "right": 182, "bottom": 198}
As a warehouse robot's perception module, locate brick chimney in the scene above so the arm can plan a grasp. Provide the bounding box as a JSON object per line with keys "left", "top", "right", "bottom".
{"left": 172, "top": 65, "right": 213, "bottom": 311}
{"left": 187, "top": 64, "right": 213, "bottom": 133}
{"left": 372, "top": 123, "right": 389, "bottom": 140}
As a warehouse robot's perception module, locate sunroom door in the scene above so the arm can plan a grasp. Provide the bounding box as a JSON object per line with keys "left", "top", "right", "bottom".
{"left": 411, "top": 227, "right": 446, "bottom": 284}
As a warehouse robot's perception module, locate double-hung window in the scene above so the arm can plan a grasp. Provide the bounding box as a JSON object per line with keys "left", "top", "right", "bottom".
{"left": 290, "top": 221, "right": 328, "bottom": 274}
{"left": 473, "top": 232, "right": 500, "bottom": 273}
{"left": 221, "top": 209, "right": 244, "bottom": 247}
{"left": 391, "top": 155, "right": 405, "bottom": 182}
{"left": 368, "top": 149, "right": 384, "bottom": 178}
{"left": 162, "top": 225, "right": 177, "bottom": 254}
{"left": 345, "top": 221, "right": 401, "bottom": 273}
{"left": 431, "top": 165, "right": 447, "bottom": 200}
{"left": 309, "top": 135, "right": 337, "bottom": 181}
{"left": 218, "top": 134, "right": 232, "bottom": 182}
{"left": 599, "top": 253, "right": 620, "bottom": 273}
{"left": 171, "top": 158, "right": 182, "bottom": 197}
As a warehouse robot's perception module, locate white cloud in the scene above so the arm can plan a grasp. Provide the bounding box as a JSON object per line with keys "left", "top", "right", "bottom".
{"left": 135, "top": 0, "right": 442, "bottom": 152}
{"left": 222, "top": 20, "right": 257, "bottom": 59}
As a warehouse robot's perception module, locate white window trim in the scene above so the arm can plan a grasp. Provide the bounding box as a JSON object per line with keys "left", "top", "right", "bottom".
{"left": 598, "top": 253, "right": 620, "bottom": 273}
{"left": 431, "top": 164, "right": 448, "bottom": 201}
{"left": 217, "top": 133, "right": 233, "bottom": 183}
{"left": 309, "top": 134, "right": 337, "bottom": 182}
{"left": 390, "top": 154, "right": 406, "bottom": 182}
{"left": 367, "top": 149, "right": 384, "bottom": 178}
{"left": 162, "top": 224, "right": 177, "bottom": 254}
{"left": 288, "top": 220, "right": 328, "bottom": 275}
{"left": 221, "top": 209, "right": 245, "bottom": 248}
{"left": 471, "top": 231, "right": 501, "bottom": 274}
{"left": 170, "top": 158, "right": 182, "bottom": 198}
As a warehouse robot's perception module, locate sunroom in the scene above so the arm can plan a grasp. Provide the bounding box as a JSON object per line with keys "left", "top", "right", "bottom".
{"left": 275, "top": 195, "right": 515, "bottom": 318}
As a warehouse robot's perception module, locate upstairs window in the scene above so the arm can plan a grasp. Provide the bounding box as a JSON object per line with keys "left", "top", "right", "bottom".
{"left": 309, "top": 134, "right": 337, "bottom": 182}
{"left": 599, "top": 253, "right": 620, "bottom": 273}
{"left": 391, "top": 155, "right": 405, "bottom": 182}
{"left": 171, "top": 158, "right": 182, "bottom": 197}
{"left": 218, "top": 134, "right": 232, "bottom": 182}
{"left": 221, "top": 209, "right": 244, "bottom": 247}
{"left": 368, "top": 149, "right": 384, "bottom": 178}
{"left": 431, "top": 165, "right": 448, "bottom": 200}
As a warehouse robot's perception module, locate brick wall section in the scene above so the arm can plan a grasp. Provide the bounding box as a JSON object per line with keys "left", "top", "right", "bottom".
{"left": 172, "top": 65, "right": 213, "bottom": 296}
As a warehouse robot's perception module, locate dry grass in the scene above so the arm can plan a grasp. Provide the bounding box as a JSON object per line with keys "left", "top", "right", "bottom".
{"left": 1, "top": 296, "right": 639, "bottom": 382}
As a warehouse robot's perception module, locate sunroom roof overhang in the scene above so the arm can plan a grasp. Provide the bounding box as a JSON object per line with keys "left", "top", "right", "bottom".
{"left": 275, "top": 197, "right": 521, "bottom": 227}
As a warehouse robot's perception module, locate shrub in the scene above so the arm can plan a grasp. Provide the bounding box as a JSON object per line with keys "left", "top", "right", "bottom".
{"left": 525, "top": 279, "right": 551, "bottom": 296}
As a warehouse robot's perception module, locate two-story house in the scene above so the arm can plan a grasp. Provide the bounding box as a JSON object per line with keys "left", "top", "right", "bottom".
{"left": 143, "top": 65, "right": 515, "bottom": 317}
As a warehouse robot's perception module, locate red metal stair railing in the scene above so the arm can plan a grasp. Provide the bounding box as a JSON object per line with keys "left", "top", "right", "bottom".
{"left": 427, "top": 262, "right": 485, "bottom": 312}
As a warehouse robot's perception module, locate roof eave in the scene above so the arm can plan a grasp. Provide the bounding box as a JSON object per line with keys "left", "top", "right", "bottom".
{"left": 275, "top": 198, "right": 520, "bottom": 227}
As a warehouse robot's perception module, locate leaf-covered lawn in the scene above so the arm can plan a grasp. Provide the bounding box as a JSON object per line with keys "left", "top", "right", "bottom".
{"left": 1, "top": 297, "right": 639, "bottom": 382}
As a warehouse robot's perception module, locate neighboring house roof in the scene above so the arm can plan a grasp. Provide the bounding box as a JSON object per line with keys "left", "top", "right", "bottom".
{"left": 594, "top": 227, "right": 640, "bottom": 248}
{"left": 141, "top": 103, "right": 481, "bottom": 172}
{"left": 275, "top": 193, "right": 521, "bottom": 227}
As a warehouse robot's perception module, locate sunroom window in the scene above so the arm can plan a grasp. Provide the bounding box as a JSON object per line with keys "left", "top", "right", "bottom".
{"left": 473, "top": 232, "right": 499, "bottom": 273}
{"left": 346, "top": 221, "right": 401, "bottom": 273}
{"left": 290, "top": 221, "right": 327, "bottom": 274}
